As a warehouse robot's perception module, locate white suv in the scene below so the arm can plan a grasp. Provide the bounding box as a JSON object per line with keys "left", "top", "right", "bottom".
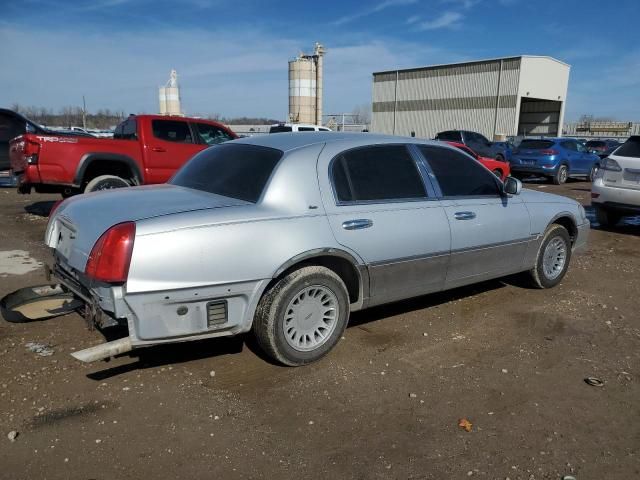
{"left": 591, "top": 135, "right": 640, "bottom": 226}
{"left": 269, "top": 123, "right": 331, "bottom": 133}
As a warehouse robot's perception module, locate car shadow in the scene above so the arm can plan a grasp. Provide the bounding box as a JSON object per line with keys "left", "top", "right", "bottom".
{"left": 584, "top": 205, "right": 640, "bottom": 236}
{"left": 25, "top": 200, "right": 56, "bottom": 217}
{"left": 87, "top": 277, "right": 522, "bottom": 379}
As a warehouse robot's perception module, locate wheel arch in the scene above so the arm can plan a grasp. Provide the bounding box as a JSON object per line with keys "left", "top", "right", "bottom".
{"left": 74, "top": 153, "right": 142, "bottom": 187}
{"left": 549, "top": 213, "right": 578, "bottom": 244}
{"left": 270, "top": 248, "right": 369, "bottom": 311}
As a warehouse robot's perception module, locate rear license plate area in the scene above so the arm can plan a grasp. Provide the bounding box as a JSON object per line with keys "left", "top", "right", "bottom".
{"left": 56, "top": 223, "right": 75, "bottom": 260}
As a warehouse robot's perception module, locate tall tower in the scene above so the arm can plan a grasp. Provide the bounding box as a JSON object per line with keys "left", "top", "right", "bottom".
{"left": 288, "top": 43, "right": 325, "bottom": 125}
{"left": 159, "top": 69, "right": 182, "bottom": 116}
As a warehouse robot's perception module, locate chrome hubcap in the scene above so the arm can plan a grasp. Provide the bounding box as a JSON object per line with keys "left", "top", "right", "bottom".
{"left": 559, "top": 168, "right": 567, "bottom": 183}
{"left": 543, "top": 237, "right": 567, "bottom": 280}
{"left": 283, "top": 285, "right": 339, "bottom": 352}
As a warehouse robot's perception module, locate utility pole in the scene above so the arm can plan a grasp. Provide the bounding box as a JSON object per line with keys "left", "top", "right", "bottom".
{"left": 82, "top": 96, "right": 87, "bottom": 130}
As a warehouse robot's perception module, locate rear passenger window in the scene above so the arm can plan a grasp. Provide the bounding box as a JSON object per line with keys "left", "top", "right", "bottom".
{"left": 419, "top": 145, "right": 501, "bottom": 197}
{"left": 152, "top": 120, "right": 193, "bottom": 143}
{"left": 331, "top": 145, "right": 426, "bottom": 203}
{"left": 298, "top": 127, "right": 315, "bottom": 131}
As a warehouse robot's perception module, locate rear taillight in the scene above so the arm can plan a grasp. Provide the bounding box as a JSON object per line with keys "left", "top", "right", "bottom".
{"left": 85, "top": 222, "right": 135, "bottom": 283}
{"left": 23, "top": 139, "right": 41, "bottom": 165}
{"left": 540, "top": 149, "right": 559, "bottom": 155}
{"left": 601, "top": 157, "right": 622, "bottom": 172}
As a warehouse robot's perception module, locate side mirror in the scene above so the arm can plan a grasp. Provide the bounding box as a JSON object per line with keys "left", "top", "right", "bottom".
{"left": 503, "top": 176, "right": 522, "bottom": 196}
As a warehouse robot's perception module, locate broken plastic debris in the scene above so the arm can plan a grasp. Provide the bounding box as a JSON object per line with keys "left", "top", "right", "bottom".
{"left": 584, "top": 377, "right": 604, "bottom": 387}
{"left": 25, "top": 342, "right": 54, "bottom": 357}
{"left": 458, "top": 418, "right": 473, "bottom": 432}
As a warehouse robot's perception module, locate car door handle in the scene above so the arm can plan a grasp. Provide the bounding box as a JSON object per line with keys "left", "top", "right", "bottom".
{"left": 342, "top": 219, "right": 373, "bottom": 230}
{"left": 152, "top": 147, "right": 167, "bottom": 152}
{"left": 454, "top": 211, "right": 476, "bottom": 220}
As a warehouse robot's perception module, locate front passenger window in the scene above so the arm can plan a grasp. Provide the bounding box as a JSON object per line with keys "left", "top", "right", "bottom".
{"left": 419, "top": 145, "right": 501, "bottom": 197}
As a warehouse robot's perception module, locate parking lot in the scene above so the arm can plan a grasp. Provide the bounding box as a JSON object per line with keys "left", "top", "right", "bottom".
{"left": 0, "top": 181, "right": 637, "bottom": 479}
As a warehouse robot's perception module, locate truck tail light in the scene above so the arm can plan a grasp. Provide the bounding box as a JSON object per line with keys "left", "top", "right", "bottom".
{"left": 24, "top": 138, "right": 41, "bottom": 165}
{"left": 601, "top": 158, "right": 622, "bottom": 172}
{"left": 85, "top": 222, "right": 136, "bottom": 283}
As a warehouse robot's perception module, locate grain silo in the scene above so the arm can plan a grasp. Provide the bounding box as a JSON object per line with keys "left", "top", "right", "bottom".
{"left": 288, "top": 43, "right": 325, "bottom": 125}
{"left": 159, "top": 69, "right": 182, "bottom": 116}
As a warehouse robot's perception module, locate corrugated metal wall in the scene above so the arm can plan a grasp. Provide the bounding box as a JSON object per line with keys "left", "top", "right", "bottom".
{"left": 372, "top": 58, "right": 521, "bottom": 138}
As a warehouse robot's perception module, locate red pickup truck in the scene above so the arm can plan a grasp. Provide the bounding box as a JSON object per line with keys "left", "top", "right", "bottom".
{"left": 10, "top": 114, "right": 237, "bottom": 196}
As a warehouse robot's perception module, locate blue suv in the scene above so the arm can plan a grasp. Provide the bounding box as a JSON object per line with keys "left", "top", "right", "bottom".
{"left": 510, "top": 138, "right": 600, "bottom": 184}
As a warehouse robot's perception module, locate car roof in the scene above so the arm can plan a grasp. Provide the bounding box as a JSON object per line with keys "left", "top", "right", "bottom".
{"left": 231, "top": 132, "right": 443, "bottom": 153}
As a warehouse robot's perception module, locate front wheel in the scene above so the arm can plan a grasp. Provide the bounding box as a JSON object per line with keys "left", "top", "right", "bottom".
{"left": 528, "top": 224, "right": 572, "bottom": 289}
{"left": 492, "top": 169, "right": 503, "bottom": 179}
{"left": 552, "top": 165, "right": 568, "bottom": 185}
{"left": 84, "top": 175, "right": 130, "bottom": 193}
{"left": 495, "top": 154, "right": 505, "bottom": 162}
{"left": 253, "top": 266, "right": 350, "bottom": 366}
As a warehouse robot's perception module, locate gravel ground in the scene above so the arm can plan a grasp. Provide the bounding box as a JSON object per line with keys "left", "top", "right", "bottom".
{"left": 0, "top": 181, "right": 638, "bottom": 479}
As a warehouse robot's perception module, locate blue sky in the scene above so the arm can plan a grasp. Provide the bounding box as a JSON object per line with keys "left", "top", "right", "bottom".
{"left": 1, "top": 0, "right": 639, "bottom": 121}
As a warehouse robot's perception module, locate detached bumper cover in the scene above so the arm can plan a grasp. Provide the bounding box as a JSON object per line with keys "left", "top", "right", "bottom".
{"left": 573, "top": 221, "right": 589, "bottom": 254}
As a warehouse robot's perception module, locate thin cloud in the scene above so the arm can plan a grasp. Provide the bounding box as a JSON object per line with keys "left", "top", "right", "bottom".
{"left": 416, "top": 11, "right": 462, "bottom": 30}
{"left": 332, "top": 0, "right": 418, "bottom": 26}
{"left": 406, "top": 14, "right": 421, "bottom": 24}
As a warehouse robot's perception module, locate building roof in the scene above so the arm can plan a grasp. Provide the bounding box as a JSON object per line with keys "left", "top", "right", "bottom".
{"left": 372, "top": 55, "right": 570, "bottom": 76}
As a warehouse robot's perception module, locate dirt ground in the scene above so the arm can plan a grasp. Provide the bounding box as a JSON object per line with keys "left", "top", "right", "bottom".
{"left": 0, "top": 181, "right": 638, "bottom": 480}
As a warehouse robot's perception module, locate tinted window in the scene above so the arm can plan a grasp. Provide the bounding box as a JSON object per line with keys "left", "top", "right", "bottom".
{"left": 152, "top": 120, "right": 193, "bottom": 143}
{"left": 436, "top": 131, "right": 462, "bottom": 142}
{"left": 195, "top": 123, "right": 234, "bottom": 145}
{"left": 0, "top": 114, "right": 22, "bottom": 142}
{"left": 298, "top": 127, "right": 315, "bottom": 131}
{"left": 615, "top": 136, "right": 640, "bottom": 158}
{"left": 419, "top": 145, "right": 501, "bottom": 197}
{"left": 269, "top": 126, "right": 292, "bottom": 133}
{"left": 332, "top": 145, "right": 426, "bottom": 203}
{"left": 113, "top": 117, "right": 137, "bottom": 140}
{"left": 561, "top": 141, "right": 577, "bottom": 151}
{"left": 518, "top": 139, "right": 555, "bottom": 150}
{"left": 170, "top": 144, "right": 282, "bottom": 202}
{"left": 467, "top": 132, "right": 488, "bottom": 144}
{"left": 586, "top": 141, "right": 606, "bottom": 148}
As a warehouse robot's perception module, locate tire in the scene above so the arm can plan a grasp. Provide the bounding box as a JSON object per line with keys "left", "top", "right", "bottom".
{"left": 528, "top": 224, "right": 572, "bottom": 289}
{"left": 84, "top": 175, "right": 130, "bottom": 193}
{"left": 552, "top": 165, "right": 568, "bottom": 185}
{"left": 253, "top": 266, "right": 350, "bottom": 366}
{"left": 492, "top": 169, "right": 503, "bottom": 179}
{"left": 588, "top": 164, "right": 599, "bottom": 182}
{"left": 495, "top": 154, "right": 504, "bottom": 162}
{"left": 61, "top": 188, "right": 79, "bottom": 199}
{"left": 595, "top": 206, "right": 620, "bottom": 227}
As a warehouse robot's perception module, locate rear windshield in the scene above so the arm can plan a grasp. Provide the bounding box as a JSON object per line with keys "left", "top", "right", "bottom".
{"left": 436, "top": 131, "right": 462, "bottom": 142}
{"left": 586, "top": 141, "right": 606, "bottom": 148}
{"left": 614, "top": 136, "right": 640, "bottom": 158}
{"left": 170, "top": 144, "right": 283, "bottom": 203}
{"left": 518, "top": 140, "right": 555, "bottom": 150}
{"left": 269, "top": 126, "right": 292, "bottom": 133}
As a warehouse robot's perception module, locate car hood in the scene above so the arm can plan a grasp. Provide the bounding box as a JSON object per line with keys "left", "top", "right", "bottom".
{"left": 46, "top": 184, "right": 250, "bottom": 272}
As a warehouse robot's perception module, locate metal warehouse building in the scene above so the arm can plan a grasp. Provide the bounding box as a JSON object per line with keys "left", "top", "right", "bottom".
{"left": 371, "top": 56, "right": 570, "bottom": 140}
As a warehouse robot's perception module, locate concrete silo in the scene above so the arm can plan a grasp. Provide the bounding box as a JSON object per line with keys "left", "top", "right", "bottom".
{"left": 288, "top": 43, "right": 325, "bottom": 125}
{"left": 159, "top": 69, "right": 182, "bottom": 116}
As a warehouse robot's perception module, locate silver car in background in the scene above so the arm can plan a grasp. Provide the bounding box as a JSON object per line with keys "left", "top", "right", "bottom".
{"left": 45, "top": 133, "right": 589, "bottom": 366}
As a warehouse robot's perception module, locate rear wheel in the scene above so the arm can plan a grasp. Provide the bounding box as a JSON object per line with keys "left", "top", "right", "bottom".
{"left": 528, "top": 224, "right": 572, "bottom": 289}
{"left": 595, "top": 206, "right": 621, "bottom": 227}
{"left": 495, "top": 154, "right": 505, "bottom": 162}
{"left": 492, "top": 169, "right": 503, "bottom": 179}
{"left": 552, "top": 165, "right": 568, "bottom": 185}
{"left": 84, "top": 175, "right": 130, "bottom": 193}
{"left": 253, "top": 266, "right": 350, "bottom": 366}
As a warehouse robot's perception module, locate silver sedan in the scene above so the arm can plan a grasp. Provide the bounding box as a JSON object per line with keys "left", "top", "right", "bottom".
{"left": 45, "top": 133, "right": 589, "bottom": 365}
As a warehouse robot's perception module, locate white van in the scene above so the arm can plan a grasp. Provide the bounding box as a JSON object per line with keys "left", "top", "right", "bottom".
{"left": 269, "top": 123, "right": 331, "bottom": 133}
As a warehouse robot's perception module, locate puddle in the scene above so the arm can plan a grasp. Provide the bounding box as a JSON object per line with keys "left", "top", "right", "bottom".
{"left": 0, "top": 250, "right": 42, "bottom": 276}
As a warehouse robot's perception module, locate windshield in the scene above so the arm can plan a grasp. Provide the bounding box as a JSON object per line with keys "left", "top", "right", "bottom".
{"left": 518, "top": 140, "right": 555, "bottom": 150}
{"left": 170, "top": 144, "right": 283, "bottom": 203}
{"left": 269, "top": 126, "right": 293, "bottom": 133}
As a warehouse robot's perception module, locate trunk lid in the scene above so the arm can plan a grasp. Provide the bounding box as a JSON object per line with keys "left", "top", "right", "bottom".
{"left": 46, "top": 184, "right": 250, "bottom": 272}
